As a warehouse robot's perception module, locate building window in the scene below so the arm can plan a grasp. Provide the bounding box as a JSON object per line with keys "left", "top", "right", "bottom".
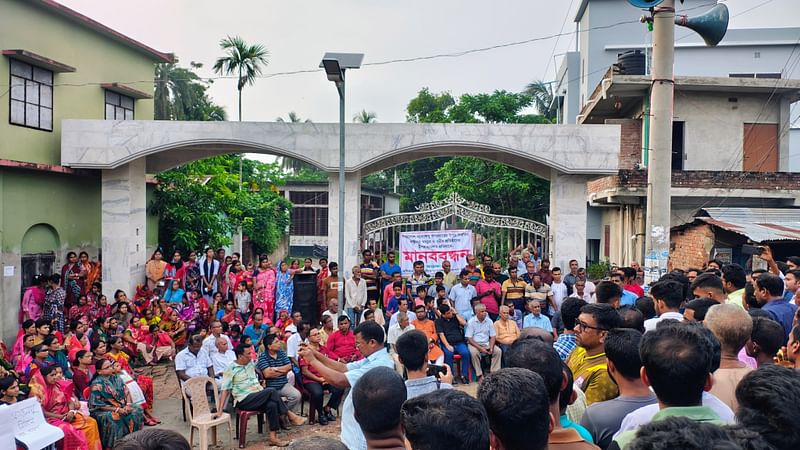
{"left": 361, "top": 194, "right": 384, "bottom": 222}
{"left": 289, "top": 191, "right": 329, "bottom": 236}
{"left": 671, "top": 121, "right": 685, "bottom": 171}
{"left": 9, "top": 59, "right": 53, "bottom": 131}
{"left": 105, "top": 90, "right": 135, "bottom": 120}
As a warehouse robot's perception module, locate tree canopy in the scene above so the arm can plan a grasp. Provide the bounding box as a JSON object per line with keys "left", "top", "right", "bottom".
{"left": 379, "top": 88, "right": 551, "bottom": 220}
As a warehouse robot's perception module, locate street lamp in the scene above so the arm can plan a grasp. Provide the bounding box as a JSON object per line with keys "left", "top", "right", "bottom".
{"left": 320, "top": 52, "right": 364, "bottom": 314}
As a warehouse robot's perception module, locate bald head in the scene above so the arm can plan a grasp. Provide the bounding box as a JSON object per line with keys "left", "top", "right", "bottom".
{"left": 215, "top": 336, "right": 229, "bottom": 352}
{"left": 520, "top": 327, "right": 554, "bottom": 346}
{"left": 704, "top": 303, "right": 753, "bottom": 353}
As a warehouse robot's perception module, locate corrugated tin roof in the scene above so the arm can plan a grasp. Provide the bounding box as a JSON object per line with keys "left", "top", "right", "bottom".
{"left": 697, "top": 208, "right": 800, "bottom": 242}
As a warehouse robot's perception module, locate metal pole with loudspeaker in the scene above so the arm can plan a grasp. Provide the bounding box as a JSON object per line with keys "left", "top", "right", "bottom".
{"left": 627, "top": 0, "right": 729, "bottom": 285}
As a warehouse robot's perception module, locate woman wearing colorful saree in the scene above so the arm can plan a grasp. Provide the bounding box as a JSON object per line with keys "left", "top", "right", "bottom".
{"left": 72, "top": 350, "right": 94, "bottom": 401}
{"left": 11, "top": 320, "right": 36, "bottom": 362}
{"left": 22, "top": 275, "right": 46, "bottom": 321}
{"left": 40, "top": 364, "right": 102, "bottom": 450}
{"left": 20, "top": 344, "right": 52, "bottom": 385}
{"left": 159, "top": 309, "right": 186, "bottom": 347}
{"left": 61, "top": 252, "right": 86, "bottom": 308}
{"left": 162, "top": 250, "right": 186, "bottom": 298}
{"left": 253, "top": 257, "right": 276, "bottom": 322}
{"left": 164, "top": 279, "right": 185, "bottom": 303}
{"left": 103, "top": 337, "right": 158, "bottom": 425}
{"left": 217, "top": 298, "right": 244, "bottom": 328}
{"left": 275, "top": 262, "right": 294, "bottom": 316}
{"left": 68, "top": 295, "right": 92, "bottom": 323}
{"left": 88, "top": 359, "right": 144, "bottom": 449}
{"left": 65, "top": 320, "right": 90, "bottom": 363}
{"left": 184, "top": 251, "right": 201, "bottom": 293}
{"left": 144, "top": 249, "right": 167, "bottom": 292}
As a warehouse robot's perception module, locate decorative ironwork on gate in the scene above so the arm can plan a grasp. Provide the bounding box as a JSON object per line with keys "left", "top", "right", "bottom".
{"left": 362, "top": 192, "right": 548, "bottom": 259}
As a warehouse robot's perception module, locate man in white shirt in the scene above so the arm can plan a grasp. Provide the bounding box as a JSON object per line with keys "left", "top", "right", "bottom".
{"left": 644, "top": 280, "right": 685, "bottom": 332}
{"left": 389, "top": 299, "right": 417, "bottom": 328}
{"left": 202, "top": 320, "right": 233, "bottom": 357}
{"left": 286, "top": 320, "right": 310, "bottom": 366}
{"left": 176, "top": 335, "right": 214, "bottom": 389}
{"left": 465, "top": 304, "right": 501, "bottom": 382}
{"left": 549, "top": 267, "right": 569, "bottom": 313}
{"left": 345, "top": 266, "right": 368, "bottom": 326}
{"left": 387, "top": 312, "right": 415, "bottom": 375}
{"left": 209, "top": 336, "right": 236, "bottom": 379}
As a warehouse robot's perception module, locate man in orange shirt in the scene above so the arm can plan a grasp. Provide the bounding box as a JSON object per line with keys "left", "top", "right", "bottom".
{"left": 413, "top": 304, "right": 444, "bottom": 365}
{"left": 494, "top": 305, "right": 520, "bottom": 360}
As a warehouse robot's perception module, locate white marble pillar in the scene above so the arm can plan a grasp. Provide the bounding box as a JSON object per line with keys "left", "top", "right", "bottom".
{"left": 549, "top": 170, "right": 589, "bottom": 269}
{"left": 327, "top": 171, "right": 362, "bottom": 278}
{"left": 101, "top": 159, "right": 146, "bottom": 302}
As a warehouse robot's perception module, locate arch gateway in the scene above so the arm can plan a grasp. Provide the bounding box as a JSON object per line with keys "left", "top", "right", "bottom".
{"left": 60, "top": 120, "right": 621, "bottom": 297}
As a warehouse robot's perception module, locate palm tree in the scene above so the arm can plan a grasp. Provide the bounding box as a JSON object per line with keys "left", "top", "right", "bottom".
{"left": 276, "top": 111, "right": 311, "bottom": 123}
{"left": 353, "top": 109, "right": 377, "bottom": 123}
{"left": 155, "top": 60, "right": 226, "bottom": 121}
{"left": 523, "top": 80, "right": 556, "bottom": 120}
{"left": 212, "top": 36, "right": 269, "bottom": 121}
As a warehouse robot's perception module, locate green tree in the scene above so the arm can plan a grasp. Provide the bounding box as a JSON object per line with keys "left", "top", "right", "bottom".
{"left": 151, "top": 155, "right": 291, "bottom": 254}
{"left": 353, "top": 109, "right": 377, "bottom": 123}
{"left": 276, "top": 111, "right": 311, "bottom": 123}
{"left": 212, "top": 35, "right": 269, "bottom": 121}
{"left": 378, "top": 88, "right": 551, "bottom": 216}
{"left": 154, "top": 60, "right": 226, "bottom": 121}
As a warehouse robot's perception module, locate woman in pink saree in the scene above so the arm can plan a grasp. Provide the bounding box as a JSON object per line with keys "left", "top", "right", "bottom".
{"left": 38, "top": 364, "right": 102, "bottom": 450}
{"left": 22, "top": 274, "right": 46, "bottom": 321}
{"left": 253, "top": 257, "right": 276, "bottom": 322}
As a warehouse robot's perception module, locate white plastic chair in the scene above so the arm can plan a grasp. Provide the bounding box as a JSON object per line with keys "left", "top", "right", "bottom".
{"left": 180, "top": 376, "right": 234, "bottom": 450}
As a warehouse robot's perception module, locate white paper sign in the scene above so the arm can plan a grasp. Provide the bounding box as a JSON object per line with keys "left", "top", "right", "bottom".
{"left": 0, "top": 398, "right": 64, "bottom": 450}
{"left": 3, "top": 266, "right": 13, "bottom": 277}
{"left": 399, "top": 230, "right": 473, "bottom": 277}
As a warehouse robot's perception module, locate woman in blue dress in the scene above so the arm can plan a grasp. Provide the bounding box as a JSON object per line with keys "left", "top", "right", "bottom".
{"left": 275, "top": 261, "right": 295, "bottom": 316}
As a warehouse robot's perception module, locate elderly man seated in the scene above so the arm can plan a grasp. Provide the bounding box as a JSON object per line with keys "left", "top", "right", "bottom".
{"left": 209, "top": 336, "right": 236, "bottom": 381}
{"left": 465, "top": 303, "right": 502, "bottom": 383}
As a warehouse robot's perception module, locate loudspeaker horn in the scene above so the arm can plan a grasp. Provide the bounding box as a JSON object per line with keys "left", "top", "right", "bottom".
{"left": 675, "top": 3, "right": 729, "bottom": 47}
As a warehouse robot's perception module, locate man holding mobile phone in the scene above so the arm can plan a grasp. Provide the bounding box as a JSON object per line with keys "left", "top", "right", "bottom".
{"left": 395, "top": 330, "right": 453, "bottom": 399}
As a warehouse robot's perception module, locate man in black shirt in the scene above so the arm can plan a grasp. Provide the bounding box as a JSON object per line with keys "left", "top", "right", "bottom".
{"left": 435, "top": 304, "right": 471, "bottom": 384}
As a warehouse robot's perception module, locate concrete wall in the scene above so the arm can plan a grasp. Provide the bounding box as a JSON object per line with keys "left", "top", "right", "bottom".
{"left": 0, "top": 0, "right": 157, "bottom": 166}
{"left": 674, "top": 92, "right": 781, "bottom": 171}
{"left": 792, "top": 128, "right": 800, "bottom": 172}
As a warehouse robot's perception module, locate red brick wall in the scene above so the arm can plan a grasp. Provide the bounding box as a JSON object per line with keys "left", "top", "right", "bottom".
{"left": 606, "top": 119, "right": 642, "bottom": 170}
{"left": 588, "top": 170, "right": 800, "bottom": 194}
{"left": 670, "top": 223, "right": 715, "bottom": 270}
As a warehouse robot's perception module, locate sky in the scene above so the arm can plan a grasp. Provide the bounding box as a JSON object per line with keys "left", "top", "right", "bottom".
{"left": 59, "top": 0, "right": 799, "bottom": 126}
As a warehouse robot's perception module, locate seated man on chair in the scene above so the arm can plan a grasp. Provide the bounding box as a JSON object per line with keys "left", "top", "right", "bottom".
{"left": 176, "top": 334, "right": 214, "bottom": 390}
{"left": 209, "top": 336, "right": 236, "bottom": 382}
{"left": 215, "top": 343, "right": 305, "bottom": 447}
{"left": 466, "top": 303, "right": 502, "bottom": 383}
{"left": 257, "top": 333, "right": 302, "bottom": 415}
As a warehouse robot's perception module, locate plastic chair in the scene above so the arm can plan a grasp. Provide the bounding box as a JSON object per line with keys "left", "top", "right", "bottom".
{"left": 175, "top": 370, "right": 188, "bottom": 421}
{"left": 180, "top": 376, "right": 234, "bottom": 450}
{"left": 453, "top": 354, "right": 473, "bottom": 381}
{"left": 233, "top": 406, "right": 264, "bottom": 449}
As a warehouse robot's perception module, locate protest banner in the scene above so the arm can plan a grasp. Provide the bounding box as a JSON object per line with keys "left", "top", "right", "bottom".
{"left": 399, "top": 230, "right": 473, "bottom": 276}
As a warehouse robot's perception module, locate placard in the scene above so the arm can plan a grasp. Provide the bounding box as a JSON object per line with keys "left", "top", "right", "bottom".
{"left": 399, "top": 230, "right": 473, "bottom": 277}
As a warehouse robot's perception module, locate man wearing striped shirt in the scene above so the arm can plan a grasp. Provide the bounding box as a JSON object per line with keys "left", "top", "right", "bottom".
{"left": 257, "top": 333, "right": 301, "bottom": 412}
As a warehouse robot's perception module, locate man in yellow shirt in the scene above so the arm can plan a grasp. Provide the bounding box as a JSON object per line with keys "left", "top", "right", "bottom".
{"left": 721, "top": 264, "right": 747, "bottom": 309}
{"left": 501, "top": 267, "right": 528, "bottom": 312}
{"left": 568, "top": 303, "right": 621, "bottom": 405}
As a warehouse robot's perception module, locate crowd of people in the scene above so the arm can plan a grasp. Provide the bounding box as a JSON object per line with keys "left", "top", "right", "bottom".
{"left": 3, "top": 243, "right": 800, "bottom": 449}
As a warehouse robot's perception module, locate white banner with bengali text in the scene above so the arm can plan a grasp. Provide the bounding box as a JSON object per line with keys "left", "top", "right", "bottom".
{"left": 399, "top": 230, "right": 473, "bottom": 277}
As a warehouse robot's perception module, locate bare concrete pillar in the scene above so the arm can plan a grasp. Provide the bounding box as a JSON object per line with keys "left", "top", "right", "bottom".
{"left": 549, "top": 171, "right": 589, "bottom": 268}
{"left": 327, "top": 171, "right": 362, "bottom": 277}
{"left": 101, "top": 159, "right": 146, "bottom": 302}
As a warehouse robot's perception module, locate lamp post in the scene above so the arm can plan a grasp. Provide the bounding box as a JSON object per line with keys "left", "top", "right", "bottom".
{"left": 320, "top": 52, "right": 364, "bottom": 314}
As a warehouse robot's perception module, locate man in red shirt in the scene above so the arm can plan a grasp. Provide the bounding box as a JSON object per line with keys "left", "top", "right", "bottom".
{"left": 620, "top": 267, "right": 644, "bottom": 298}
{"left": 326, "top": 315, "right": 361, "bottom": 362}
{"left": 476, "top": 270, "right": 502, "bottom": 321}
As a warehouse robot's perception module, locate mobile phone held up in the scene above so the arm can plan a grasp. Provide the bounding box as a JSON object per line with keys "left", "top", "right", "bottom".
{"left": 741, "top": 244, "right": 764, "bottom": 256}
{"left": 427, "top": 364, "right": 446, "bottom": 378}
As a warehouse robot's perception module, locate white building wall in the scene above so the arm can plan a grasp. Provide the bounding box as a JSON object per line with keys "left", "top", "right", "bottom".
{"left": 674, "top": 92, "right": 781, "bottom": 170}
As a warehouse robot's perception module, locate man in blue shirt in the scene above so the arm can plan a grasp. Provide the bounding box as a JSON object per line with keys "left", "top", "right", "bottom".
{"left": 522, "top": 299, "right": 554, "bottom": 337}
{"left": 756, "top": 273, "right": 797, "bottom": 340}
{"left": 379, "top": 251, "right": 401, "bottom": 294}
{"left": 449, "top": 270, "right": 477, "bottom": 321}
{"left": 299, "top": 320, "right": 394, "bottom": 450}
{"left": 243, "top": 313, "right": 268, "bottom": 347}
{"left": 257, "top": 333, "right": 301, "bottom": 415}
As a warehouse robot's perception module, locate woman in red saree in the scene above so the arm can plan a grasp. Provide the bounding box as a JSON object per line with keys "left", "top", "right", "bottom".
{"left": 39, "top": 364, "right": 102, "bottom": 450}
{"left": 159, "top": 309, "right": 186, "bottom": 347}
{"left": 11, "top": 320, "right": 36, "bottom": 363}
{"left": 68, "top": 295, "right": 93, "bottom": 323}
{"left": 218, "top": 299, "right": 244, "bottom": 329}
{"left": 65, "top": 320, "right": 90, "bottom": 363}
